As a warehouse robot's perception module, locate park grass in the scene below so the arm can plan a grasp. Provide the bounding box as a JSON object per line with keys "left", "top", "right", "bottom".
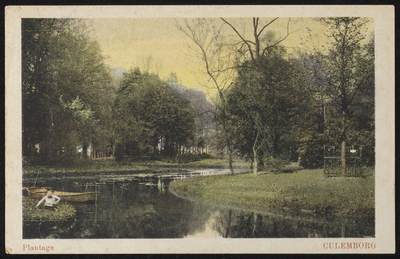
{"left": 171, "top": 167, "right": 375, "bottom": 218}
{"left": 181, "top": 158, "right": 229, "bottom": 167}
{"left": 151, "top": 158, "right": 228, "bottom": 167}
{"left": 23, "top": 160, "right": 152, "bottom": 176}
{"left": 23, "top": 156, "right": 231, "bottom": 176}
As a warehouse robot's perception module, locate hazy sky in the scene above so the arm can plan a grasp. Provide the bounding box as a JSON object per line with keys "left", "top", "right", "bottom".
{"left": 87, "top": 18, "right": 373, "bottom": 99}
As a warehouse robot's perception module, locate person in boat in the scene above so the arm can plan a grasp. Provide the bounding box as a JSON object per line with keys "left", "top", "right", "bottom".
{"left": 36, "top": 190, "right": 61, "bottom": 210}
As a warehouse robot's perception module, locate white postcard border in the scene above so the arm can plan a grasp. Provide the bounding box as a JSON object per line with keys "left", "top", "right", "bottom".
{"left": 5, "top": 5, "right": 395, "bottom": 254}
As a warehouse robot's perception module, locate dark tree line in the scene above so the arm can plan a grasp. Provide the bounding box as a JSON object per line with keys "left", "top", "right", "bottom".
{"left": 22, "top": 18, "right": 374, "bottom": 172}
{"left": 22, "top": 19, "right": 113, "bottom": 165}
{"left": 112, "top": 68, "right": 196, "bottom": 159}
{"left": 178, "top": 17, "right": 374, "bottom": 174}
{"left": 22, "top": 19, "right": 203, "bottom": 165}
{"left": 22, "top": 19, "right": 197, "bottom": 165}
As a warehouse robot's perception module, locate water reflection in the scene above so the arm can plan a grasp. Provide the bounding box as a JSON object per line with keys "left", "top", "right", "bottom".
{"left": 23, "top": 179, "right": 374, "bottom": 239}
{"left": 210, "top": 210, "right": 374, "bottom": 238}
{"left": 92, "top": 183, "right": 198, "bottom": 238}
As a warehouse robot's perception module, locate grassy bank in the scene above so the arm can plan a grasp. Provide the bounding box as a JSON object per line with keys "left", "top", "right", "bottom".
{"left": 171, "top": 168, "right": 375, "bottom": 218}
{"left": 23, "top": 155, "right": 230, "bottom": 177}
{"left": 23, "top": 197, "right": 76, "bottom": 221}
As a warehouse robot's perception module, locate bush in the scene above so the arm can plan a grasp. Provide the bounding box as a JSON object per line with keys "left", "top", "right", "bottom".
{"left": 23, "top": 197, "right": 76, "bottom": 221}
{"left": 298, "top": 134, "right": 324, "bottom": 169}
{"left": 176, "top": 153, "right": 212, "bottom": 163}
{"left": 263, "top": 156, "right": 289, "bottom": 173}
{"left": 299, "top": 144, "right": 324, "bottom": 169}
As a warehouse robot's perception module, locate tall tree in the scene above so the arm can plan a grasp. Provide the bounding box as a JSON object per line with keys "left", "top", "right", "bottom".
{"left": 22, "top": 19, "right": 113, "bottom": 164}
{"left": 221, "top": 17, "right": 294, "bottom": 62}
{"left": 226, "top": 53, "right": 315, "bottom": 174}
{"left": 320, "top": 17, "right": 371, "bottom": 175}
{"left": 295, "top": 54, "right": 332, "bottom": 169}
{"left": 176, "top": 18, "right": 236, "bottom": 175}
{"left": 220, "top": 18, "right": 303, "bottom": 174}
{"left": 176, "top": 18, "right": 300, "bottom": 174}
{"left": 168, "top": 82, "right": 216, "bottom": 154}
{"left": 22, "top": 19, "right": 55, "bottom": 160}
{"left": 113, "top": 68, "right": 196, "bottom": 159}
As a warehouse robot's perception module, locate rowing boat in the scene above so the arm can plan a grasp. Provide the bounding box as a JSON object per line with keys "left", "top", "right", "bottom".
{"left": 24, "top": 187, "right": 96, "bottom": 203}
{"left": 23, "top": 187, "right": 49, "bottom": 198}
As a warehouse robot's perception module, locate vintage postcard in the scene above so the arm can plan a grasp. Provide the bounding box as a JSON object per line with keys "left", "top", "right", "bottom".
{"left": 5, "top": 5, "right": 394, "bottom": 254}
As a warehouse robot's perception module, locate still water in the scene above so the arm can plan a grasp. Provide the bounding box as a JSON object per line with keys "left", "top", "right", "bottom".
{"left": 23, "top": 177, "right": 374, "bottom": 239}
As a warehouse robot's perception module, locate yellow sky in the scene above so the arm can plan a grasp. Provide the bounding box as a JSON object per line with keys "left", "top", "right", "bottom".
{"left": 87, "top": 18, "right": 373, "bottom": 100}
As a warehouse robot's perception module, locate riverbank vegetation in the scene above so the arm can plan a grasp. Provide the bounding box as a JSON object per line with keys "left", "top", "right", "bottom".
{"left": 171, "top": 167, "right": 374, "bottom": 218}
{"left": 23, "top": 197, "right": 76, "bottom": 221}
{"left": 23, "top": 154, "right": 233, "bottom": 176}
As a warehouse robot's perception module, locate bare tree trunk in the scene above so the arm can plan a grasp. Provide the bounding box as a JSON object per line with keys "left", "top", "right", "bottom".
{"left": 341, "top": 111, "right": 346, "bottom": 177}
{"left": 253, "top": 156, "right": 258, "bottom": 175}
{"left": 176, "top": 19, "right": 236, "bottom": 174}
{"left": 223, "top": 128, "right": 234, "bottom": 175}
{"left": 252, "top": 131, "right": 262, "bottom": 175}
{"left": 112, "top": 142, "right": 115, "bottom": 158}
{"left": 341, "top": 140, "right": 346, "bottom": 177}
{"left": 82, "top": 142, "right": 88, "bottom": 160}
{"left": 228, "top": 150, "right": 233, "bottom": 175}
{"left": 253, "top": 148, "right": 258, "bottom": 175}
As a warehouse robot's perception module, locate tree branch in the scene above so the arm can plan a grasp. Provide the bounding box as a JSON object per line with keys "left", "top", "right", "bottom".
{"left": 257, "top": 17, "right": 279, "bottom": 37}
{"left": 261, "top": 18, "right": 294, "bottom": 57}
{"left": 221, "top": 18, "right": 255, "bottom": 60}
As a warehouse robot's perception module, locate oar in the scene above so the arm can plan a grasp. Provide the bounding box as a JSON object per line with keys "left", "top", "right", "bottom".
{"left": 33, "top": 167, "right": 40, "bottom": 187}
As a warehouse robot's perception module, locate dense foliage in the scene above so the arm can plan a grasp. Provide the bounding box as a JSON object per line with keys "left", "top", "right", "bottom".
{"left": 218, "top": 18, "right": 375, "bottom": 171}
{"left": 22, "top": 19, "right": 113, "bottom": 165}
{"left": 223, "top": 53, "right": 316, "bottom": 173}
{"left": 23, "top": 197, "right": 76, "bottom": 221}
{"left": 112, "top": 68, "right": 196, "bottom": 159}
{"left": 299, "top": 18, "right": 375, "bottom": 168}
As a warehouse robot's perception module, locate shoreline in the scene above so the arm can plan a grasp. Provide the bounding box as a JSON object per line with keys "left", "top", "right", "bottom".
{"left": 169, "top": 182, "right": 368, "bottom": 225}
{"left": 22, "top": 157, "right": 235, "bottom": 178}
{"left": 170, "top": 168, "right": 375, "bottom": 219}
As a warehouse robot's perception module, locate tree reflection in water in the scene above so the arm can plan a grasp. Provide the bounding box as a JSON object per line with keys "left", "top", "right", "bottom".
{"left": 23, "top": 180, "right": 374, "bottom": 239}
{"left": 211, "top": 210, "right": 374, "bottom": 238}
{"left": 90, "top": 182, "right": 199, "bottom": 238}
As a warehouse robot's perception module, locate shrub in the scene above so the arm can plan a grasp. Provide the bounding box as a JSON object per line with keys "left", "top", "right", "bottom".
{"left": 263, "top": 156, "right": 289, "bottom": 173}
{"left": 298, "top": 134, "right": 324, "bottom": 169}
{"left": 176, "top": 153, "right": 212, "bottom": 163}
{"left": 23, "top": 197, "right": 76, "bottom": 221}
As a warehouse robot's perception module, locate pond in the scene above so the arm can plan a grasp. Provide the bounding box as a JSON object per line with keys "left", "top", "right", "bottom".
{"left": 23, "top": 175, "right": 375, "bottom": 239}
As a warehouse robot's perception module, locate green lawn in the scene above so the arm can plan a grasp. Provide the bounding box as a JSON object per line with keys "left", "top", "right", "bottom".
{"left": 171, "top": 168, "right": 375, "bottom": 218}
{"left": 23, "top": 156, "right": 230, "bottom": 176}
